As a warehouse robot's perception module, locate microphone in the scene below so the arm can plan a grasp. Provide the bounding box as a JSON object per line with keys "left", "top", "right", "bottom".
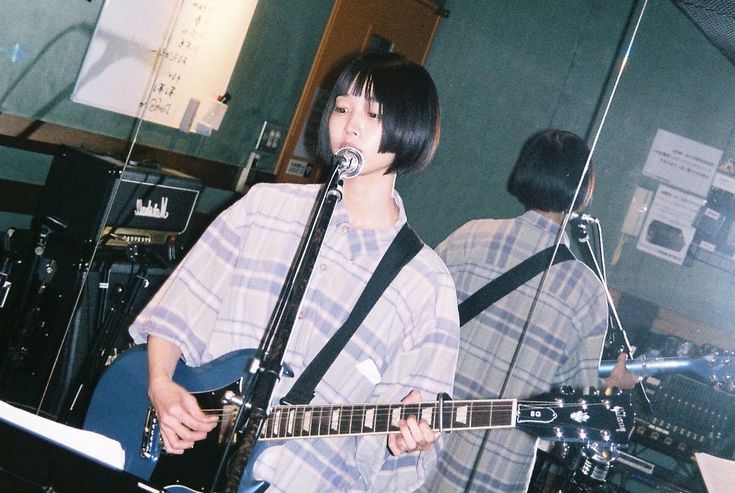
{"left": 333, "top": 146, "right": 363, "bottom": 179}
{"left": 569, "top": 212, "right": 599, "bottom": 224}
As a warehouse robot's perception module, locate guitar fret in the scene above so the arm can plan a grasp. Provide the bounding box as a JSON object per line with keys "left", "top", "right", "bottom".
{"left": 481, "top": 401, "right": 490, "bottom": 427}
{"left": 312, "top": 406, "right": 322, "bottom": 436}
{"left": 298, "top": 406, "right": 307, "bottom": 436}
{"left": 280, "top": 407, "right": 289, "bottom": 436}
{"left": 349, "top": 405, "right": 362, "bottom": 435}
{"left": 318, "top": 406, "right": 330, "bottom": 436}
{"left": 496, "top": 402, "right": 513, "bottom": 427}
{"left": 342, "top": 405, "right": 354, "bottom": 435}
{"left": 310, "top": 407, "right": 320, "bottom": 436}
{"left": 374, "top": 404, "right": 389, "bottom": 432}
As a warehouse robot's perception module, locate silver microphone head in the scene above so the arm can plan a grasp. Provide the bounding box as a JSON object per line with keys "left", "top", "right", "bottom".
{"left": 570, "top": 212, "right": 599, "bottom": 224}
{"left": 334, "top": 146, "right": 363, "bottom": 179}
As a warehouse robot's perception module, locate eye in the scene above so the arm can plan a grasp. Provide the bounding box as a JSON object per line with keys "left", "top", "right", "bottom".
{"left": 333, "top": 96, "right": 349, "bottom": 114}
{"left": 366, "top": 102, "right": 382, "bottom": 120}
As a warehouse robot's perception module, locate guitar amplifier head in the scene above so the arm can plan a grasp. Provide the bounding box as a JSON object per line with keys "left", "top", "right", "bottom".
{"left": 34, "top": 146, "right": 203, "bottom": 254}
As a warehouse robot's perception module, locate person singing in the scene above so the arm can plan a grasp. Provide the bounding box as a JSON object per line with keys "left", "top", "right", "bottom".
{"left": 129, "top": 51, "right": 459, "bottom": 492}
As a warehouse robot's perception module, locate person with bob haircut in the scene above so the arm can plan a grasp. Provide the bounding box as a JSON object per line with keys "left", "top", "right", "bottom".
{"left": 128, "top": 51, "right": 459, "bottom": 492}
{"left": 422, "top": 129, "right": 636, "bottom": 492}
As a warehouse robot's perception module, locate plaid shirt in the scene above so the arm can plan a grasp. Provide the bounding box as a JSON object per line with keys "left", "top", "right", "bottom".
{"left": 130, "top": 183, "right": 459, "bottom": 492}
{"left": 422, "top": 211, "right": 608, "bottom": 493}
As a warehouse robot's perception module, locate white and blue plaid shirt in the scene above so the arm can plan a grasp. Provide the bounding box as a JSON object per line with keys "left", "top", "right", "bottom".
{"left": 130, "top": 183, "right": 459, "bottom": 492}
{"left": 422, "top": 211, "right": 608, "bottom": 493}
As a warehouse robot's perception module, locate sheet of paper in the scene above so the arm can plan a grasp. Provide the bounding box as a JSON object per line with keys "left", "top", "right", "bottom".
{"left": 0, "top": 400, "right": 125, "bottom": 470}
{"left": 695, "top": 452, "right": 735, "bottom": 493}
{"left": 642, "top": 128, "right": 721, "bottom": 197}
{"left": 636, "top": 184, "right": 705, "bottom": 265}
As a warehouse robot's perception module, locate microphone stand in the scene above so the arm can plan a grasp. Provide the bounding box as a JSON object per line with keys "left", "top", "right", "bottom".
{"left": 532, "top": 217, "right": 647, "bottom": 492}
{"left": 570, "top": 218, "right": 631, "bottom": 359}
{"left": 570, "top": 217, "right": 652, "bottom": 408}
{"left": 209, "top": 159, "right": 349, "bottom": 493}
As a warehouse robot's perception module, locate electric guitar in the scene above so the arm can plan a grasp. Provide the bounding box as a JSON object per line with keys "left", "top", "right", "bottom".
{"left": 83, "top": 345, "right": 633, "bottom": 492}
{"left": 598, "top": 353, "right": 733, "bottom": 386}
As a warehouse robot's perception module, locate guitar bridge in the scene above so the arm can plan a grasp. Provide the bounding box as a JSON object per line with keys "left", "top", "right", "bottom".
{"left": 141, "top": 404, "right": 163, "bottom": 460}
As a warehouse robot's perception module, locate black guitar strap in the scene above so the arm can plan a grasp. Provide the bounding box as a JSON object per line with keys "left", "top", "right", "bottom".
{"left": 281, "top": 222, "right": 424, "bottom": 405}
{"left": 458, "top": 244, "right": 575, "bottom": 326}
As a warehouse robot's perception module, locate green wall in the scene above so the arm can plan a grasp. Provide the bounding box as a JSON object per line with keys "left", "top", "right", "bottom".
{"left": 0, "top": 0, "right": 333, "bottom": 227}
{"left": 2, "top": 0, "right": 734, "bottom": 336}
{"left": 0, "top": 0, "right": 331, "bottom": 162}
{"left": 402, "top": 0, "right": 735, "bottom": 334}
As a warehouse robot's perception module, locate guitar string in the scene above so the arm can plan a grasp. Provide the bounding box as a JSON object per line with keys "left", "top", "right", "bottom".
{"left": 199, "top": 400, "right": 617, "bottom": 412}
{"left": 190, "top": 401, "right": 623, "bottom": 441}
{"left": 198, "top": 400, "right": 621, "bottom": 419}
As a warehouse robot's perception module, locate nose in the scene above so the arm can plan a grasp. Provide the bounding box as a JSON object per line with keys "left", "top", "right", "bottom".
{"left": 345, "top": 113, "right": 360, "bottom": 136}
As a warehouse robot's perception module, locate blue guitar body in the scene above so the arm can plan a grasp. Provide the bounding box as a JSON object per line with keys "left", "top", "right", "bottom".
{"left": 84, "top": 345, "right": 637, "bottom": 492}
{"left": 83, "top": 344, "right": 264, "bottom": 492}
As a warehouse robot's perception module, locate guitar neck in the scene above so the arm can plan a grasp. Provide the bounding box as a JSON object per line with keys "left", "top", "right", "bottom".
{"left": 598, "top": 357, "right": 697, "bottom": 379}
{"left": 259, "top": 398, "right": 518, "bottom": 440}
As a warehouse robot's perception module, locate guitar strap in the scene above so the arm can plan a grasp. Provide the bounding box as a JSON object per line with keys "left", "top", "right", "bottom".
{"left": 458, "top": 244, "right": 575, "bottom": 326}
{"left": 280, "top": 222, "right": 424, "bottom": 405}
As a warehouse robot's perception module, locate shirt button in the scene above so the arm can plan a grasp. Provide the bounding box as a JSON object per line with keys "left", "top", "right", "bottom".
{"left": 319, "top": 263, "right": 327, "bottom": 271}
{"left": 298, "top": 312, "right": 305, "bottom": 320}
{"left": 341, "top": 224, "right": 350, "bottom": 234}
{"left": 349, "top": 256, "right": 355, "bottom": 262}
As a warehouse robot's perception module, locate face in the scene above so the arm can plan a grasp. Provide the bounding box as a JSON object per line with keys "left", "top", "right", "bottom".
{"left": 328, "top": 86, "right": 396, "bottom": 178}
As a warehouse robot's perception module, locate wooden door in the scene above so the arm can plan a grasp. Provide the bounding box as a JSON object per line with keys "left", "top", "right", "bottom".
{"left": 274, "top": 0, "right": 446, "bottom": 184}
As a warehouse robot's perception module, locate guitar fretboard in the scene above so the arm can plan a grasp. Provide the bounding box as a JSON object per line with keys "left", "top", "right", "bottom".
{"left": 259, "top": 399, "right": 517, "bottom": 440}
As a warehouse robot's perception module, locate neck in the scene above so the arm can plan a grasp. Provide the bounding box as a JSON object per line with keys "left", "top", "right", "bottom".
{"left": 536, "top": 210, "right": 564, "bottom": 225}
{"left": 342, "top": 173, "right": 399, "bottom": 229}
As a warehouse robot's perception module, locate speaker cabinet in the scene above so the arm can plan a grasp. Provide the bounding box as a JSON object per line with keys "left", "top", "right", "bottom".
{"left": 1, "top": 146, "right": 197, "bottom": 421}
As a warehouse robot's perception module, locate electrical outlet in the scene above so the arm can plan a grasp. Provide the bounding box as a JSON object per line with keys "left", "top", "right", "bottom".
{"left": 256, "top": 121, "right": 284, "bottom": 152}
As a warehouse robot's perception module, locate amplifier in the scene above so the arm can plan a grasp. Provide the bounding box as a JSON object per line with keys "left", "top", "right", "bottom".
{"left": 631, "top": 374, "right": 735, "bottom": 459}
{"left": 34, "top": 146, "right": 203, "bottom": 252}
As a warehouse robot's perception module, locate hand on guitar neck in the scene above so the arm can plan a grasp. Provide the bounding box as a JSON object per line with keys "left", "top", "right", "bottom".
{"left": 386, "top": 389, "right": 440, "bottom": 456}
{"left": 599, "top": 352, "right": 734, "bottom": 388}
{"left": 602, "top": 353, "right": 641, "bottom": 390}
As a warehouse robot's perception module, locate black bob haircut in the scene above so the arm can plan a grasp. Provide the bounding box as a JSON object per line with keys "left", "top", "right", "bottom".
{"left": 317, "top": 51, "right": 441, "bottom": 176}
{"left": 506, "top": 129, "right": 595, "bottom": 212}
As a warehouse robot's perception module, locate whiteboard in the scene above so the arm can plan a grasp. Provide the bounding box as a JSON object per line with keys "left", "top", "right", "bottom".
{"left": 71, "top": 0, "right": 258, "bottom": 130}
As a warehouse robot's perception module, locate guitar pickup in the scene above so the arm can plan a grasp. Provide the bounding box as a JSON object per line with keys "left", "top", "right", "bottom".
{"left": 141, "top": 405, "right": 162, "bottom": 460}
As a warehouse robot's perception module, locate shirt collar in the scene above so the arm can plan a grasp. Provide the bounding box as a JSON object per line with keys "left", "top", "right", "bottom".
{"left": 519, "top": 209, "right": 571, "bottom": 245}
{"left": 331, "top": 190, "right": 407, "bottom": 259}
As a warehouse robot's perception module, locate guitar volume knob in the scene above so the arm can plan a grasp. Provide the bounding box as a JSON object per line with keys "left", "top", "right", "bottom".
{"left": 223, "top": 390, "right": 244, "bottom": 406}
